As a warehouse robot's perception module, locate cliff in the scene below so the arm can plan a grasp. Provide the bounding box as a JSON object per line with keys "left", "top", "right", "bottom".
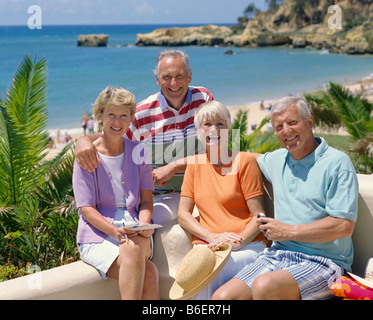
{"left": 77, "top": 34, "right": 109, "bottom": 47}
{"left": 135, "top": 0, "right": 373, "bottom": 54}
{"left": 136, "top": 25, "right": 232, "bottom": 47}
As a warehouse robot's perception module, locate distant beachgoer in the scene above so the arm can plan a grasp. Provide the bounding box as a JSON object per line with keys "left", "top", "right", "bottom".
{"left": 64, "top": 131, "right": 72, "bottom": 143}
{"left": 178, "top": 101, "right": 267, "bottom": 299}
{"left": 81, "top": 112, "right": 90, "bottom": 135}
{"left": 72, "top": 86, "right": 159, "bottom": 300}
{"left": 212, "top": 96, "right": 358, "bottom": 300}
{"left": 87, "top": 116, "right": 94, "bottom": 134}
{"left": 47, "top": 137, "right": 55, "bottom": 149}
{"left": 56, "top": 128, "right": 61, "bottom": 143}
{"left": 260, "top": 100, "right": 265, "bottom": 110}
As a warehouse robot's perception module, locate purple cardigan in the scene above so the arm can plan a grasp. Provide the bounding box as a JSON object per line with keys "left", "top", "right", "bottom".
{"left": 73, "top": 139, "right": 154, "bottom": 244}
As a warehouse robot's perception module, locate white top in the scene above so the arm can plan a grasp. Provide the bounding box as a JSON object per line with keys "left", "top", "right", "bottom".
{"left": 98, "top": 152, "right": 126, "bottom": 207}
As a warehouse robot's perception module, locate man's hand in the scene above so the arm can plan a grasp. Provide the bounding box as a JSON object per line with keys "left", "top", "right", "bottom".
{"left": 152, "top": 159, "right": 188, "bottom": 187}
{"left": 258, "top": 216, "right": 355, "bottom": 243}
{"left": 75, "top": 135, "right": 101, "bottom": 172}
{"left": 152, "top": 164, "right": 176, "bottom": 186}
{"left": 258, "top": 217, "right": 293, "bottom": 242}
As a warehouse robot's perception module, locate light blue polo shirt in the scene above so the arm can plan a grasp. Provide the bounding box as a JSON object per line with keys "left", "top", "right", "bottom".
{"left": 257, "top": 137, "right": 358, "bottom": 271}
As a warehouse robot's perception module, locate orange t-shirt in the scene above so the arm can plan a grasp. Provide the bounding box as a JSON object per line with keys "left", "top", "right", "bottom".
{"left": 181, "top": 152, "right": 267, "bottom": 245}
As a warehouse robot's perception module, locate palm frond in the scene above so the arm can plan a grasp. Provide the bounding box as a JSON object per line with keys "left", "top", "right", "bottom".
{"left": 229, "top": 108, "right": 280, "bottom": 153}
{"left": 230, "top": 108, "right": 248, "bottom": 151}
{"left": 0, "top": 101, "right": 13, "bottom": 204}
{"left": 36, "top": 149, "right": 75, "bottom": 214}
{"left": 304, "top": 91, "right": 341, "bottom": 128}
{"left": 327, "top": 82, "right": 372, "bottom": 139}
{"left": 304, "top": 81, "right": 373, "bottom": 174}
{"left": 232, "top": 108, "right": 248, "bottom": 134}
{"left": 0, "top": 55, "right": 49, "bottom": 206}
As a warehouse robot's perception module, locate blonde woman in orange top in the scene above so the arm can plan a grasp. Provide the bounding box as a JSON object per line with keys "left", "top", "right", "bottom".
{"left": 177, "top": 100, "right": 267, "bottom": 299}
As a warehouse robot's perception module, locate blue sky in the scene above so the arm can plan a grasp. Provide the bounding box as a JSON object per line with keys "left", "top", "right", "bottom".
{"left": 0, "top": 0, "right": 268, "bottom": 25}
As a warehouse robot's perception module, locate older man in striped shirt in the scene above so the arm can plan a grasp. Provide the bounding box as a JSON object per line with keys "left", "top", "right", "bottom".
{"left": 75, "top": 49, "right": 213, "bottom": 224}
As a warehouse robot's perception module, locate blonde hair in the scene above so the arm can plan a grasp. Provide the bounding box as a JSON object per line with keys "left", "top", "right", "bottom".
{"left": 92, "top": 86, "right": 136, "bottom": 125}
{"left": 194, "top": 101, "right": 232, "bottom": 131}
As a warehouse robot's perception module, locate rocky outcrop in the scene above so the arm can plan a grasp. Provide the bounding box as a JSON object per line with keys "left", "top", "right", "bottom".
{"left": 77, "top": 34, "right": 109, "bottom": 47}
{"left": 331, "top": 26, "right": 373, "bottom": 54}
{"left": 135, "top": 0, "right": 373, "bottom": 55}
{"left": 136, "top": 25, "right": 231, "bottom": 47}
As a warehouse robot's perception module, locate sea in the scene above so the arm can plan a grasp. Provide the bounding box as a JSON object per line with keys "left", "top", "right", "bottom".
{"left": 1, "top": 24, "right": 373, "bottom": 137}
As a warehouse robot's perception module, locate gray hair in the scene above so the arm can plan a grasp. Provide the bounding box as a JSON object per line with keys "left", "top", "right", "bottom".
{"left": 270, "top": 96, "right": 311, "bottom": 126}
{"left": 153, "top": 49, "right": 192, "bottom": 77}
{"left": 194, "top": 101, "right": 232, "bottom": 132}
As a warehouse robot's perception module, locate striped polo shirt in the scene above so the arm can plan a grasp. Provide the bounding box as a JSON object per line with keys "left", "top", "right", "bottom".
{"left": 125, "top": 86, "right": 214, "bottom": 190}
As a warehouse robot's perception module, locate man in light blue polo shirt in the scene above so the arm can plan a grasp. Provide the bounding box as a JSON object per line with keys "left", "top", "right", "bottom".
{"left": 213, "top": 96, "right": 358, "bottom": 300}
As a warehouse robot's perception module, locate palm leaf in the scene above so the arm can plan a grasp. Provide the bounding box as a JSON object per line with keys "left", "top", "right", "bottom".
{"left": 305, "top": 82, "right": 373, "bottom": 141}
{"left": 232, "top": 108, "right": 248, "bottom": 134}
{"left": 327, "top": 82, "right": 371, "bottom": 139}
{"left": 0, "top": 55, "right": 49, "bottom": 206}
{"left": 304, "top": 81, "right": 373, "bottom": 173}
{"left": 230, "top": 108, "right": 249, "bottom": 151}
{"left": 304, "top": 91, "right": 341, "bottom": 128}
{"left": 0, "top": 101, "right": 13, "bottom": 204}
{"left": 36, "top": 148, "right": 75, "bottom": 215}
{"left": 229, "top": 108, "right": 280, "bottom": 153}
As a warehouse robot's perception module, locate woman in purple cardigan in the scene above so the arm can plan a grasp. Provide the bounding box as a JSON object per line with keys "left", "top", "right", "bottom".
{"left": 73, "top": 87, "right": 159, "bottom": 299}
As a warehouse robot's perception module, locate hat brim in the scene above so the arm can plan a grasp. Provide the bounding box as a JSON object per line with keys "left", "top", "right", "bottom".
{"left": 169, "top": 244, "right": 231, "bottom": 300}
{"left": 348, "top": 272, "right": 373, "bottom": 289}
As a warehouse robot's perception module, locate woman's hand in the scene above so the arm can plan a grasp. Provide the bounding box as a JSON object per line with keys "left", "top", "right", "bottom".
{"left": 207, "top": 232, "right": 243, "bottom": 250}
{"left": 115, "top": 226, "right": 154, "bottom": 244}
{"left": 137, "top": 228, "right": 154, "bottom": 238}
{"left": 115, "top": 227, "right": 139, "bottom": 244}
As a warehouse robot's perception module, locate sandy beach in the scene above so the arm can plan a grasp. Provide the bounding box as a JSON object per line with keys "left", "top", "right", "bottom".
{"left": 45, "top": 76, "right": 373, "bottom": 160}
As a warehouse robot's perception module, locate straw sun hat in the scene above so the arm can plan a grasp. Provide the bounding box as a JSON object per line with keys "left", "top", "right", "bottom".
{"left": 169, "top": 244, "right": 231, "bottom": 300}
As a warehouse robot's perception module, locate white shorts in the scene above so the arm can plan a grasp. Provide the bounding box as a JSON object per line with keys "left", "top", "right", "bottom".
{"left": 78, "top": 209, "right": 153, "bottom": 279}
